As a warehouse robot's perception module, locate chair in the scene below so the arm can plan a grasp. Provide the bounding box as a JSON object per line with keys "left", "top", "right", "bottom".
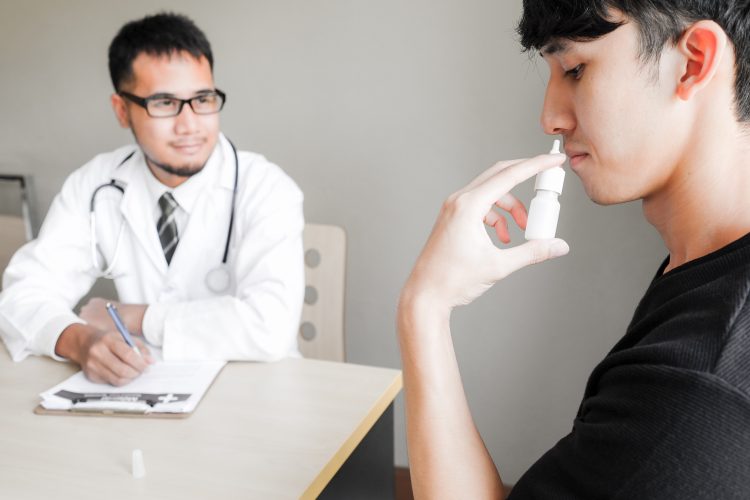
{"left": 0, "top": 175, "right": 34, "bottom": 279}
{"left": 298, "top": 223, "right": 347, "bottom": 362}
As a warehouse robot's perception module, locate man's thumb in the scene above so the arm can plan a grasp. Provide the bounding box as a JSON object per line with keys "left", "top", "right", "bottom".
{"left": 497, "top": 238, "right": 570, "bottom": 277}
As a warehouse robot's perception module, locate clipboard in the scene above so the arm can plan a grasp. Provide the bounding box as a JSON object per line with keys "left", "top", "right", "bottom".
{"left": 34, "top": 359, "right": 226, "bottom": 419}
{"left": 34, "top": 404, "right": 194, "bottom": 419}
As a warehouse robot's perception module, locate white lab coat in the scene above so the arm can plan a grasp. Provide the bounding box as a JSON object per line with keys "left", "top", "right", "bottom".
{"left": 0, "top": 134, "right": 305, "bottom": 362}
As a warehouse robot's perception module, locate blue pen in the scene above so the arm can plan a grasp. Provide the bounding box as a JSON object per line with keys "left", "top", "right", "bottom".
{"left": 105, "top": 302, "right": 142, "bottom": 357}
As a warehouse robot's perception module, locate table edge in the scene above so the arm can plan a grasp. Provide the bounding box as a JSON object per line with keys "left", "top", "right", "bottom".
{"left": 300, "top": 370, "right": 403, "bottom": 499}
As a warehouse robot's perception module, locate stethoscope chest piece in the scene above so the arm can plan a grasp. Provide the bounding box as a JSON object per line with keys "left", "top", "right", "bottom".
{"left": 205, "top": 265, "right": 233, "bottom": 294}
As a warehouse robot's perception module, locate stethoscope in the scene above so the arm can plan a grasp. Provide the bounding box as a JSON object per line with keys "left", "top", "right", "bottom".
{"left": 89, "top": 139, "right": 239, "bottom": 294}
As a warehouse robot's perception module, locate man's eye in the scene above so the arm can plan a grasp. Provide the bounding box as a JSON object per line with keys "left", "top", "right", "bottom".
{"left": 152, "top": 98, "right": 177, "bottom": 108}
{"left": 565, "top": 64, "right": 584, "bottom": 80}
{"left": 196, "top": 95, "right": 216, "bottom": 104}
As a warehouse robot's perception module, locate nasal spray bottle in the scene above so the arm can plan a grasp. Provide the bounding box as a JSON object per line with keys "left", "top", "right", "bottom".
{"left": 525, "top": 140, "right": 566, "bottom": 240}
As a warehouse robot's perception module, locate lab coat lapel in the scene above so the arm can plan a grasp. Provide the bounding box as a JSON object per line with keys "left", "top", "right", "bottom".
{"left": 166, "top": 135, "right": 235, "bottom": 283}
{"left": 113, "top": 154, "right": 168, "bottom": 274}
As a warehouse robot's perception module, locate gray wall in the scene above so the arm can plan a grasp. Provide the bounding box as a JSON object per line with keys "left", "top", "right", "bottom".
{"left": 0, "top": 0, "right": 666, "bottom": 482}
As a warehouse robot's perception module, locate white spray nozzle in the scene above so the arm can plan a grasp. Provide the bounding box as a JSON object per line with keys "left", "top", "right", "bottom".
{"left": 550, "top": 139, "right": 561, "bottom": 154}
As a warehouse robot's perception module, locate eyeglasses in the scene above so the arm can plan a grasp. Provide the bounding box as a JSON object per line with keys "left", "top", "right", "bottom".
{"left": 118, "top": 89, "right": 226, "bottom": 118}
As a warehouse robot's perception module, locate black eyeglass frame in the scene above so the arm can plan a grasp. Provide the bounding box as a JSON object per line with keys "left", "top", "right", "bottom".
{"left": 118, "top": 89, "right": 227, "bottom": 118}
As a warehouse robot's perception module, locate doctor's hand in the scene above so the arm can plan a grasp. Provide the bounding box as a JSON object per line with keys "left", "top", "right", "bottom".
{"left": 400, "top": 154, "right": 570, "bottom": 317}
{"left": 56, "top": 324, "right": 153, "bottom": 386}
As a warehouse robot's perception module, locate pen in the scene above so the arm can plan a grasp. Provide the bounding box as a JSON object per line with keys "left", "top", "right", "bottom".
{"left": 105, "top": 302, "right": 142, "bottom": 357}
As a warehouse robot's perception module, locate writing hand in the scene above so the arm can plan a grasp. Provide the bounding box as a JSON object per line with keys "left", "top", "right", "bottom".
{"left": 56, "top": 324, "right": 153, "bottom": 386}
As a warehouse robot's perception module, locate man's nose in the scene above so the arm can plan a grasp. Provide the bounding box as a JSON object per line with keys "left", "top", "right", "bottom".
{"left": 173, "top": 101, "right": 200, "bottom": 133}
{"left": 540, "top": 81, "right": 575, "bottom": 136}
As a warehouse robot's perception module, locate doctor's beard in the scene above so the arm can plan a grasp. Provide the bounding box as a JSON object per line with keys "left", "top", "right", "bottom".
{"left": 129, "top": 127, "right": 213, "bottom": 179}
{"left": 145, "top": 153, "right": 206, "bottom": 178}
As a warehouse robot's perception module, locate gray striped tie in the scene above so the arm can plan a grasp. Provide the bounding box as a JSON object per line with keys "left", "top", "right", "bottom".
{"left": 157, "top": 192, "right": 179, "bottom": 265}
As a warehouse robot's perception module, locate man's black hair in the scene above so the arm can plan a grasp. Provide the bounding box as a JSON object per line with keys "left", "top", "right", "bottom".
{"left": 108, "top": 12, "right": 213, "bottom": 92}
{"left": 517, "top": 1, "right": 750, "bottom": 121}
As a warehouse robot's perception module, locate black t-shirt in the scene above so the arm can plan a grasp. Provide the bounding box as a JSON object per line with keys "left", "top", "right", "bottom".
{"left": 509, "top": 233, "right": 750, "bottom": 499}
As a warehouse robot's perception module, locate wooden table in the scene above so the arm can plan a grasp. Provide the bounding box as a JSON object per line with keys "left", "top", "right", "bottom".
{"left": 0, "top": 348, "right": 402, "bottom": 499}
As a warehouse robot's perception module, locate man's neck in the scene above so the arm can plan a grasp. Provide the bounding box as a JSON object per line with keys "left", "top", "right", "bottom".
{"left": 644, "top": 123, "right": 750, "bottom": 274}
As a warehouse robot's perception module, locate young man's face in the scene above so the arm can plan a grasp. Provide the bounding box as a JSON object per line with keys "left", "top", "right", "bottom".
{"left": 112, "top": 51, "right": 220, "bottom": 180}
{"left": 541, "top": 17, "right": 688, "bottom": 205}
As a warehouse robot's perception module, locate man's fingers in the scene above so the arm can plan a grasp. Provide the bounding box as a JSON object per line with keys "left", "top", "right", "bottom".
{"left": 495, "top": 193, "right": 528, "bottom": 230}
{"left": 85, "top": 371, "right": 106, "bottom": 384}
{"left": 484, "top": 194, "right": 526, "bottom": 228}
{"left": 104, "top": 350, "right": 142, "bottom": 380}
{"left": 134, "top": 338, "right": 155, "bottom": 364}
{"left": 484, "top": 210, "right": 510, "bottom": 243}
{"left": 495, "top": 216, "right": 510, "bottom": 244}
{"left": 95, "top": 338, "right": 143, "bottom": 380}
{"left": 86, "top": 357, "right": 135, "bottom": 387}
{"left": 473, "top": 153, "right": 566, "bottom": 207}
{"left": 494, "top": 239, "right": 570, "bottom": 279}
{"left": 111, "top": 340, "right": 149, "bottom": 372}
{"left": 462, "top": 159, "right": 527, "bottom": 192}
{"left": 484, "top": 192, "right": 528, "bottom": 244}
{"left": 484, "top": 209, "right": 502, "bottom": 227}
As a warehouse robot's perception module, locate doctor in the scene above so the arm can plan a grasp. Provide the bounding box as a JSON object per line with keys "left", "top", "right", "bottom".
{"left": 0, "top": 13, "right": 305, "bottom": 386}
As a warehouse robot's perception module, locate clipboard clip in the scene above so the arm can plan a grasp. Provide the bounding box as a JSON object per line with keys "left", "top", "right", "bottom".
{"left": 55, "top": 390, "right": 191, "bottom": 410}
{"left": 71, "top": 400, "right": 153, "bottom": 414}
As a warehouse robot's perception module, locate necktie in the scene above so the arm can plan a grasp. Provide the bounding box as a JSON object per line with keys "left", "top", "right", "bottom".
{"left": 157, "top": 192, "right": 179, "bottom": 265}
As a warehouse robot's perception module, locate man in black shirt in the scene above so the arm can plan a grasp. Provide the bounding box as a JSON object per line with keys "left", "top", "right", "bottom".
{"left": 398, "top": 1, "right": 750, "bottom": 498}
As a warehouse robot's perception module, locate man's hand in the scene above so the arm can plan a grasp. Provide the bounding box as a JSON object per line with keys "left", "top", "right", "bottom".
{"left": 79, "top": 297, "right": 147, "bottom": 335}
{"left": 397, "top": 153, "right": 570, "bottom": 500}
{"left": 55, "top": 323, "right": 153, "bottom": 386}
{"left": 402, "top": 153, "right": 570, "bottom": 314}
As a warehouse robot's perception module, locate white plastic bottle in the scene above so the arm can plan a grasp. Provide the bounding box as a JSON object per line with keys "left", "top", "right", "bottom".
{"left": 525, "top": 140, "right": 566, "bottom": 240}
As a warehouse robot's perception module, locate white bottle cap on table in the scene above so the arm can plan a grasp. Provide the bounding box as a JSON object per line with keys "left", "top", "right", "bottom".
{"left": 132, "top": 449, "right": 146, "bottom": 478}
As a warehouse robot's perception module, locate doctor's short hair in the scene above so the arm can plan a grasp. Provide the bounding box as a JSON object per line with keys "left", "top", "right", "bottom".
{"left": 108, "top": 12, "right": 214, "bottom": 92}
{"left": 517, "top": 0, "right": 750, "bottom": 122}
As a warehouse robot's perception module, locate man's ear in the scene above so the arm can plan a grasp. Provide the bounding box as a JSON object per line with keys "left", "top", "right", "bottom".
{"left": 110, "top": 93, "right": 131, "bottom": 129}
{"left": 676, "top": 20, "right": 728, "bottom": 101}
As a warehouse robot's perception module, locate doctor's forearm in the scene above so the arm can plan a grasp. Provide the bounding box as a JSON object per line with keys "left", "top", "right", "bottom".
{"left": 143, "top": 295, "right": 300, "bottom": 360}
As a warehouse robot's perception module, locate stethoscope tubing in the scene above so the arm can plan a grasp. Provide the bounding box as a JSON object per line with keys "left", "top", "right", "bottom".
{"left": 89, "top": 139, "right": 239, "bottom": 283}
{"left": 222, "top": 140, "right": 239, "bottom": 264}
